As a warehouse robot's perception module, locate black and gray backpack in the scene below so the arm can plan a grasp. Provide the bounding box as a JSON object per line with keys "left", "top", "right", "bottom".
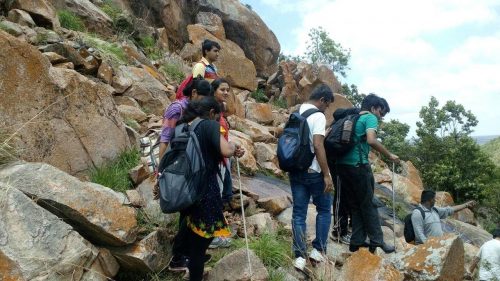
{"left": 157, "top": 118, "right": 207, "bottom": 213}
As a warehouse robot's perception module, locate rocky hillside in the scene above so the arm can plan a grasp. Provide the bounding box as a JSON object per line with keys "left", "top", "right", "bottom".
{"left": 0, "top": 1, "right": 494, "bottom": 281}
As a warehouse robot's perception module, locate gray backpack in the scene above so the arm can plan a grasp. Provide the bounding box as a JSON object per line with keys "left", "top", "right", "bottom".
{"left": 157, "top": 118, "right": 207, "bottom": 213}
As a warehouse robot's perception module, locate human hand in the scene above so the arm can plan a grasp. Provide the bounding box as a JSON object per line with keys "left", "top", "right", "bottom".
{"left": 324, "top": 175, "right": 334, "bottom": 193}
{"left": 466, "top": 200, "right": 477, "bottom": 208}
{"left": 234, "top": 144, "right": 245, "bottom": 158}
{"left": 389, "top": 153, "right": 400, "bottom": 163}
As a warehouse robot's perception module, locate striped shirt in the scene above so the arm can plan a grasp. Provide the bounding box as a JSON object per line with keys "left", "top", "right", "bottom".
{"left": 160, "top": 98, "right": 189, "bottom": 143}
{"left": 192, "top": 57, "right": 218, "bottom": 82}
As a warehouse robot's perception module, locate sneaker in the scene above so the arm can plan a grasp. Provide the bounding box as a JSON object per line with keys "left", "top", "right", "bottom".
{"left": 294, "top": 257, "right": 307, "bottom": 271}
{"left": 381, "top": 243, "right": 395, "bottom": 254}
{"left": 340, "top": 234, "right": 351, "bottom": 245}
{"left": 168, "top": 256, "right": 188, "bottom": 272}
{"left": 209, "top": 237, "right": 232, "bottom": 249}
{"left": 308, "top": 248, "right": 326, "bottom": 263}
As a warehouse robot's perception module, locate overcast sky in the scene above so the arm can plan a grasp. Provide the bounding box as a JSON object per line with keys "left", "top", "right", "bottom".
{"left": 244, "top": 0, "right": 500, "bottom": 137}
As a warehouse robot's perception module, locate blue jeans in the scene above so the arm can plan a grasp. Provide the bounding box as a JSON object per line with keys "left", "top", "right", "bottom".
{"left": 290, "top": 171, "right": 332, "bottom": 258}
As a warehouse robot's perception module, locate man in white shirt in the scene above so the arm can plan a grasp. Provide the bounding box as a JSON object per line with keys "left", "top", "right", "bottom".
{"left": 469, "top": 228, "right": 500, "bottom": 281}
{"left": 290, "top": 84, "right": 334, "bottom": 271}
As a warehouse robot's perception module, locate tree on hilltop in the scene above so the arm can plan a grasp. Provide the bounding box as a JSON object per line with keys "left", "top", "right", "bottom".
{"left": 306, "top": 27, "right": 351, "bottom": 77}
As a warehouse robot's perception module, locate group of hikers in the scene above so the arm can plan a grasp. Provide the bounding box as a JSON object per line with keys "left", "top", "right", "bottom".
{"left": 153, "top": 39, "right": 500, "bottom": 281}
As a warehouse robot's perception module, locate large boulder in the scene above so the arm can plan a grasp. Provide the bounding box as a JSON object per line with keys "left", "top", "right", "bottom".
{"left": 443, "top": 219, "right": 492, "bottom": 247}
{"left": 58, "top": 0, "right": 113, "bottom": 35}
{"left": 42, "top": 42, "right": 100, "bottom": 74}
{"left": 6, "top": 0, "right": 59, "bottom": 28}
{"left": 110, "top": 230, "right": 170, "bottom": 272}
{"left": 120, "top": 66, "right": 171, "bottom": 116}
{"left": 196, "top": 0, "right": 280, "bottom": 77}
{"left": 246, "top": 102, "right": 274, "bottom": 125}
{"left": 224, "top": 88, "right": 245, "bottom": 118}
{"left": 338, "top": 248, "right": 403, "bottom": 281}
{"left": 0, "top": 183, "right": 103, "bottom": 281}
{"left": 402, "top": 161, "right": 424, "bottom": 190}
{"left": 195, "top": 11, "right": 225, "bottom": 40}
{"left": 229, "top": 130, "right": 258, "bottom": 174}
{"left": 0, "top": 32, "right": 130, "bottom": 175}
{"left": 206, "top": 249, "right": 269, "bottom": 281}
{"left": 257, "top": 196, "right": 291, "bottom": 216}
{"left": 227, "top": 115, "right": 275, "bottom": 143}
{"left": 297, "top": 63, "right": 342, "bottom": 104}
{"left": 391, "top": 234, "right": 464, "bottom": 281}
{"left": 246, "top": 213, "right": 276, "bottom": 236}
{"left": 182, "top": 24, "right": 257, "bottom": 90}
{"left": 0, "top": 162, "right": 138, "bottom": 246}
{"left": 279, "top": 61, "right": 300, "bottom": 107}
{"left": 7, "top": 9, "right": 35, "bottom": 27}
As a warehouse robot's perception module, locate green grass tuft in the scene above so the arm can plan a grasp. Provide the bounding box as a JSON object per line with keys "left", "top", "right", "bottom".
{"left": 89, "top": 148, "right": 140, "bottom": 192}
{"left": 272, "top": 98, "right": 288, "bottom": 109}
{"left": 234, "top": 232, "right": 292, "bottom": 269}
{"left": 251, "top": 88, "right": 269, "bottom": 103}
{"left": 100, "top": 0, "right": 122, "bottom": 21}
{"left": 83, "top": 34, "right": 127, "bottom": 64}
{"left": 159, "top": 63, "right": 186, "bottom": 84}
{"left": 58, "top": 10, "right": 85, "bottom": 31}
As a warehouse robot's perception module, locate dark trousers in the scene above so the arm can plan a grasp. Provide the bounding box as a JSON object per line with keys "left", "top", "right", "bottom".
{"left": 337, "top": 164, "right": 383, "bottom": 247}
{"left": 186, "top": 229, "right": 213, "bottom": 281}
{"left": 332, "top": 175, "right": 350, "bottom": 236}
{"left": 221, "top": 165, "right": 233, "bottom": 203}
{"left": 172, "top": 211, "right": 188, "bottom": 258}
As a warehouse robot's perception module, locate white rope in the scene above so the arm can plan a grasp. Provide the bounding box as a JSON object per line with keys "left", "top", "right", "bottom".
{"left": 392, "top": 162, "right": 397, "bottom": 252}
{"left": 236, "top": 157, "right": 253, "bottom": 279}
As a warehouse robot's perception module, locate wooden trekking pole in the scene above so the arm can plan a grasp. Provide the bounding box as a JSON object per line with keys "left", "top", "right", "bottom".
{"left": 236, "top": 157, "right": 253, "bottom": 279}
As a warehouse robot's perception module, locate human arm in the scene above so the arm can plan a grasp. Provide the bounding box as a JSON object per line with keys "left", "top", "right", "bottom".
{"left": 452, "top": 201, "right": 476, "bottom": 213}
{"left": 469, "top": 256, "right": 480, "bottom": 275}
{"left": 366, "top": 129, "right": 400, "bottom": 163}
{"left": 313, "top": 134, "right": 333, "bottom": 193}
{"left": 220, "top": 135, "right": 244, "bottom": 158}
{"left": 411, "top": 210, "right": 427, "bottom": 244}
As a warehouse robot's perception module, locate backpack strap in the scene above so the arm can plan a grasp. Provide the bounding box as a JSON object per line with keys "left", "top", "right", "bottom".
{"left": 416, "top": 206, "right": 426, "bottom": 220}
{"left": 301, "top": 108, "right": 320, "bottom": 118}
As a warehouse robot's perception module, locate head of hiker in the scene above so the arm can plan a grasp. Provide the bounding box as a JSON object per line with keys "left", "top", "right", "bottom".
{"left": 183, "top": 77, "right": 213, "bottom": 101}
{"left": 202, "top": 39, "right": 220, "bottom": 63}
{"left": 212, "top": 78, "right": 231, "bottom": 104}
{"left": 380, "top": 97, "right": 390, "bottom": 118}
{"left": 178, "top": 96, "right": 221, "bottom": 124}
{"left": 421, "top": 190, "right": 436, "bottom": 208}
{"left": 361, "top": 93, "right": 385, "bottom": 120}
{"left": 308, "top": 84, "right": 334, "bottom": 112}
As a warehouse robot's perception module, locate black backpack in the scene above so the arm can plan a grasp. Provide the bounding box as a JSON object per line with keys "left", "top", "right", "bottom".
{"left": 324, "top": 108, "right": 363, "bottom": 159}
{"left": 403, "top": 207, "right": 436, "bottom": 243}
{"left": 277, "top": 108, "right": 320, "bottom": 172}
{"left": 157, "top": 118, "right": 207, "bottom": 213}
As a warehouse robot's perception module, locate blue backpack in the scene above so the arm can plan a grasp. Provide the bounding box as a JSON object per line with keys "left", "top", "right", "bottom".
{"left": 277, "top": 108, "right": 320, "bottom": 172}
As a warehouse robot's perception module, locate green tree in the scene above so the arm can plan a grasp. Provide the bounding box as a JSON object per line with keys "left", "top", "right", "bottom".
{"left": 341, "top": 83, "right": 366, "bottom": 107}
{"left": 278, "top": 52, "right": 304, "bottom": 63}
{"left": 379, "top": 120, "right": 414, "bottom": 161}
{"left": 413, "top": 97, "right": 495, "bottom": 202}
{"left": 306, "top": 27, "right": 351, "bottom": 77}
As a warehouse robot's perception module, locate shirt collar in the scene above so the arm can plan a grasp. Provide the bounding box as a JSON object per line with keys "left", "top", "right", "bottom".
{"left": 201, "top": 57, "right": 211, "bottom": 66}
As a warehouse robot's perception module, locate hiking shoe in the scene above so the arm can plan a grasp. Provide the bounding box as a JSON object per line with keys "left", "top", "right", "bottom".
{"left": 340, "top": 234, "right": 351, "bottom": 245}
{"left": 168, "top": 256, "right": 188, "bottom": 272}
{"left": 381, "top": 243, "right": 395, "bottom": 254}
{"left": 293, "top": 257, "right": 307, "bottom": 271}
{"left": 209, "top": 237, "right": 231, "bottom": 249}
{"left": 309, "top": 248, "right": 326, "bottom": 263}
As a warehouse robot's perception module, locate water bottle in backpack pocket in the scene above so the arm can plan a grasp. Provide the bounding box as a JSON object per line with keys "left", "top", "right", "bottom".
{"left": 277, "top": 108, "right": 320, "bottom": 172}
{"left": 324, "top": 108, "right": 363, "bottom": 159}
{"left": 157, "top": 118, "right": 207, "bottom": 213}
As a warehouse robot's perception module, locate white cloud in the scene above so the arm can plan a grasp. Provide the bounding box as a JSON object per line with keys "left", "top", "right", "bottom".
{"left": 278, "top": 0, "right": 500, "bottom": 136}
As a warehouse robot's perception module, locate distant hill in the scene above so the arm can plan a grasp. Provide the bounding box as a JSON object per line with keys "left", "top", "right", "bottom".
{"left": 481, "top": 136, "right": 500, "bottom": 166}
{"left": 474, "top": 135, "right": 500, "bottom": 145}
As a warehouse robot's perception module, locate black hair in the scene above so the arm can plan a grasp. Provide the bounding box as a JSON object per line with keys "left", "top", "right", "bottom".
{"left": 211, "top": 78, "right": 230, "bottom": 93}
{"left": 183, "top": 77, "right": 213, "bottom": 97}
{"left": 381, "top": 97, "right": 390, "bottom": 114}
{"left": 309, "top": 84, "right": 334, "bottom": 103}
{"left": 202, "top": 39, "right": 221, "bottom": 56}
{"left": 421, "top": 190, "right": 436, "bottom": 203}
{"left": 178, "top": 96, "right": 221, "bottom": 124}
{"left": 493, "top": 228, "right": 500, "bottom": 239}
{"left": 360, "top": 93, "right": 384, "bottom": 111}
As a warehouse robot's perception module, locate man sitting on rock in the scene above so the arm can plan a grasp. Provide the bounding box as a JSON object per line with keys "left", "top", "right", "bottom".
{"left": 469, "top": 228, "right": 500, "bottom": 281}
{"left": 411, "top": 190, "right": 476, "bottom": 244}
{"left": 192, "top": 39, "right": 220, "bottom": 83}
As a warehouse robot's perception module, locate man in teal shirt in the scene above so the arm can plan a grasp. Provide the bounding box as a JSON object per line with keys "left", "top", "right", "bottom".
{"left": 336, "top": 94, "right": 400, "bottom": 253}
